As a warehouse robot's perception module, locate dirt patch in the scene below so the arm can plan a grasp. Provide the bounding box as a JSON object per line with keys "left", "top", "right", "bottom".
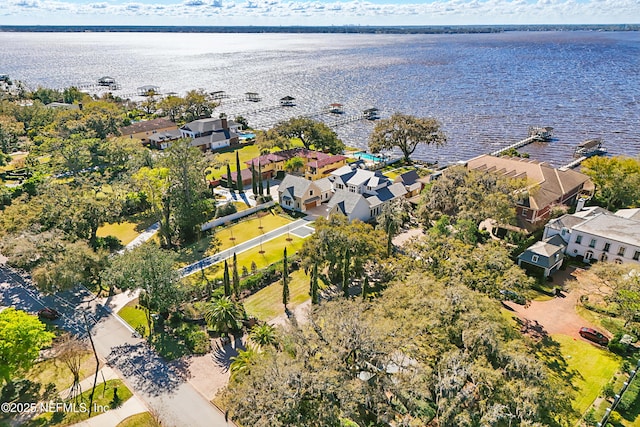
{"left": 505, "top": 266, "right": 609, "bottom": 342}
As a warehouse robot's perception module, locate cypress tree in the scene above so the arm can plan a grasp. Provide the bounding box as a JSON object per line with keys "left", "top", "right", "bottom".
{"left": 282, "top": 248, "right": 290, "bottom": 309}
{"left": 310, "top": 262, "right": 319, "bottom": 305}
{"left": 266, "top": 178, "right": 270, "bottom": 197}
{"left": 362, "top": 276, "right": 369, "bottom": 301}
{"left": 226, "top": 164, "right": 233, "bottom": 191}
{"left": 223, "top": 260, "right": 231, "bottom": 297}
{"left": 232, "top": 253, "right": 240, "bottom": 298}
{"left": 235, "top": 152, "right": 243, "bottom": 193}
{"left": 342, "top": 248, "right": 350, "bottom": 298}
{"left": 258, "top": 164, "right": 264, "bottom": 196}
{"left": 251, "top": 164, "right": 258, "bottom": 194}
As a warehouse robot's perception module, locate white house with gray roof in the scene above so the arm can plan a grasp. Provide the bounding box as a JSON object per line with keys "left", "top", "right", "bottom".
{"left": 180, "top": 117, "right": 241, "bottom": 151}
{"left": 278, "top": 174, "right": 323, "bottom": 213}
{"left": 330, "top": 165, "right": 390, "bottom": 195}
{"left": 543, "top": 206, "right": 640, "bottom": 265}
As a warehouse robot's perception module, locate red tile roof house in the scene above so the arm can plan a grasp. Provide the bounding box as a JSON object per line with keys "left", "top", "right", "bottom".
{"left": 221, "top": 168, "right": 253, "bottom": 188}
{"left": 466, "top": 154, "right": 594, "bottom": 223}
{"left": 245, "top": 148, "right": 335, "bottom": 180}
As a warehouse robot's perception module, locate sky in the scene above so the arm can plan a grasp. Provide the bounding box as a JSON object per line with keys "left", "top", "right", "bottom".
{"left": 1, "top": 0, "right": 639, "bottom": 26}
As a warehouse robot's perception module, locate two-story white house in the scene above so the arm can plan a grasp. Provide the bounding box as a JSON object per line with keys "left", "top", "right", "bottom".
{"left": 326, "top": 164, "right": 407, "bottom": 222}
{"left": 544, "top": 207, "right": 640, "bottom": 265}
{"left": 180, "top": 117, "right": 241, "bottom": 151}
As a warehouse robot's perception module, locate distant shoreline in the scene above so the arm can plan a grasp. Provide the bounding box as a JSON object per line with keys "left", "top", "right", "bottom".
{"left": 0, "top": 24, "right": 639, "bottom": 34}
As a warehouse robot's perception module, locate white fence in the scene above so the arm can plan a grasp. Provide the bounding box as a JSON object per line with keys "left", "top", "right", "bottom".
{"left": 201, "top": 200, "right": 277, "bottom": 231}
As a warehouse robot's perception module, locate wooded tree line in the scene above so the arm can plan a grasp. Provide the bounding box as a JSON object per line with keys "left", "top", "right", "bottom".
{"left": 221, "top": 275, "right": 575, "bottom": 426}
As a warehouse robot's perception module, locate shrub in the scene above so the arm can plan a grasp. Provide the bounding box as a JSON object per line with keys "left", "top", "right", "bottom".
{"left": 602, "top": 382, "right": 615, "bottom": 398}
{"left": 92, "top": 235, "right": 124, "bottom": 252}
{"left": 215, "top": 202, "right": 237, "bottom": 218}
{"left": 608, "top": 332, "right": 629, "bottom": 356}
{"left": 618, "top": 374, "right": 640, "bottom": 413}
{"left": 186, "top": 330, "right": 211, "bottom": 354}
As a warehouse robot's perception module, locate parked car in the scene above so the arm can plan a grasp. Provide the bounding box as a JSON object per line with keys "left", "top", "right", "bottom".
{"left": 37, "top": 307, "right": 60, "bottom": 320}
{"left": 579, "top": 327, "right": 609, "bottom": 346}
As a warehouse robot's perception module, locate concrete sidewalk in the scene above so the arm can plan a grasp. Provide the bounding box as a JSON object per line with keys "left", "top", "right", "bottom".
{"left": 179, "top": 217, "right": 313, "bottom": 277}
{"left": 65, "top": 366, "right": 148, "bottom": 427}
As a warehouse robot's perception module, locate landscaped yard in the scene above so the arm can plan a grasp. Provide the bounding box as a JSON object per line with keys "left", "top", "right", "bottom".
{"left": 118, "top": 298, "right": 189, "bottom": 361}
{"left": 116, "top": 412, "right": 161, "bottom": 427}
{"left": 96, "top": 216, "right": 157, "bottom": 246}
{"left": 25, "top": 352, "right": 96, "bottom": 394}
{"left": 244, "top": 269, "right": 311, "bottom": 321}
{"left": 29, "top": 379, "right": 132, "bottom": 426}
{"left": 215, "top": 213, "right": 293, "bottom": 252}
{"left": 176, "top": 212, "right": 294, "bottom": 266}
{"left": 118, "top": 298, "right": 149, "bottom": 336}
{"left": 206, "top": 144, "right": 263, "bottom": 180}
{"left": 552, "top": 334, "right": 621, "bottom": 416}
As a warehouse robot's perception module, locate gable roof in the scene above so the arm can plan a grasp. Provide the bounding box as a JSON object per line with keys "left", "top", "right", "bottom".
{"left": 120, "top": 118, "right": 176, "bottom": 136}
{"left": 466, "top": 154, "right": 591, "bottom": 210}
{"left": 365, "top": 182, "right": 408, "bottom": 207}
{"left": 181, "top": 118, "right": 237, "bottom": 134}
{"left": 190, "top": 130, "right": 239, "bottom": 147}
{"left": 315, "top": 177, "right": 333, "bottom": 193}
{"left": 331, "top": 165, "right": 390, "bottom": 188}
{"left": 327, "top": 190, "right": 367, "bottom": 215}
{"left": 394, "top": 170, "right": 420, "bottom": 186}
{"left": 546, "top": 206, "right": 611, "bottom": 232}
{"left": 279, "top": 174, "right": 315, "bottom": 200}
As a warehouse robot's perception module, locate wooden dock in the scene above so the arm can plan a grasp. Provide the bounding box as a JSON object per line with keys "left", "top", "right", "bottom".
{"left": 490, "top": 126, "right": 553, "bottom": 157}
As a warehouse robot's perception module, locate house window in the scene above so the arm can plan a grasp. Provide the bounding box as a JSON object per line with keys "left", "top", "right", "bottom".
{"left": 634, "top": 251, "right": 640, "bottom": 261}
{"left": 522, "top": 208, "right": 529, "bottom": 216}
{"left": 309, "top": 190, "right": 313, "bottom": 196}
{"left": 531, "top": 255, "right": 539, "bottom": 263}
{"left": 575, "top": 235, "right": 583, "bottom": 244}
{"left": 589, "top": 239, "right": 597, "bottom": 248}
{"left": 603, "top": 243, "right": 610, "bottom": 252}
{"left": 600, "top": 253, "right": 608, "bottom": 262}
{"left": 618, "top": 247, "right": 626, "bottom": 257}
{"left": 585, "top": 251, "right": 594, "bottom": 260}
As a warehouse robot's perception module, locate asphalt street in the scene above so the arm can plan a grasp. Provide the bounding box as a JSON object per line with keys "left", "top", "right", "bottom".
{"left": 0, "top": 265, "right": 233, "bottom": 427}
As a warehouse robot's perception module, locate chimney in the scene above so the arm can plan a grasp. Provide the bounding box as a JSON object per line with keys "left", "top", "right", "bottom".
{"left": 576, "top": 197, "right": 586, "bottom": 212}
{"left": 221, "top": 117, "right": 228, "bottom": 130}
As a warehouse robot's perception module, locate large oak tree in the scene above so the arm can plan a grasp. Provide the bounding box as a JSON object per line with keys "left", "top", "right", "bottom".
{"left": 369, "top": 113, "right": 446, "bottom": 163}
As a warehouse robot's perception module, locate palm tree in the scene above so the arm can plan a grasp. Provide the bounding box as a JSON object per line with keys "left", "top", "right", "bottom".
{"left": 284, "top": 156, "right": 305, "bottom": 174}
{"left": 249, "top": 324, "right": 278, "bottom": 348}
{"left": 204, "top": 296, "right": 244, "bottom": 336}
{"left": 377, "top": 198, "right": 411, "bottom": 257}
{"left": 230, "top": 347, "right": 259, "bottom": 379}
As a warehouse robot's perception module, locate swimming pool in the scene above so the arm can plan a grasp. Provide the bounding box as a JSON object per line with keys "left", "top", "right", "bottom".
{"left": 353, "top": 151, "right": 386, "bottom": 162}
{"left": 239, "top": 132, "right": 256, "bottom": 140}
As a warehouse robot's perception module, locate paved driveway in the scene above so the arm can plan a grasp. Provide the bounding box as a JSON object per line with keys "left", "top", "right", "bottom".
{"left": 504, "top": 267, "right": 605, "bottom": 342}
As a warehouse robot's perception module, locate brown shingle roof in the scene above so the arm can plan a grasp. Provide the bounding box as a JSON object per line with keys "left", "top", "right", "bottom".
{"left": 120, "top": 118, "right": 176, "bottom": 136}
{"left": 466, "top": 154, "right": 591, "bottom": 211}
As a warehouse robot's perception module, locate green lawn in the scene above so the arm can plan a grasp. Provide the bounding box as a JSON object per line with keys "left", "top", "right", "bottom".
{"left": 552, "top": 334, "right": 621, "bottom": 416}
{"left": 25, "top": 352, "right": 96, "bottom": 393}
{"left": 245, "top": 269, "right": 311, "bottom": 321}
{"left": 117, "top": 412, "right": 161, "bottom": 427}
{"left": 118, "top": 298, "right": 149, "bottom": 336}
{"left": 194, "top": 234, "right": 306, "bottom": 286}
{"left": 176, "top": 213, "right": 294, "bottom": 267}
{"left": 215, "top": 213, "right": 293, "bottom": 252}
{"left": 118, "top": 299, "right": 189, "bottom": 360}
{"left": 207, "top": 144, "right": 263, "bottom": 180}
{"left": 29, "top": 379, "right": 132, "bottom": 426}
{"left": 232, "top": 201, "right": 251, "bottom": 211}
{"left": 96, "top": 216, "right": 157, "bottom": 246}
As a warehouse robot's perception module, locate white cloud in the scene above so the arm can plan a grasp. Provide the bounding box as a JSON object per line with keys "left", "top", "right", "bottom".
{"left": 3, "top": 0, "right": 640, "bottom": 25}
